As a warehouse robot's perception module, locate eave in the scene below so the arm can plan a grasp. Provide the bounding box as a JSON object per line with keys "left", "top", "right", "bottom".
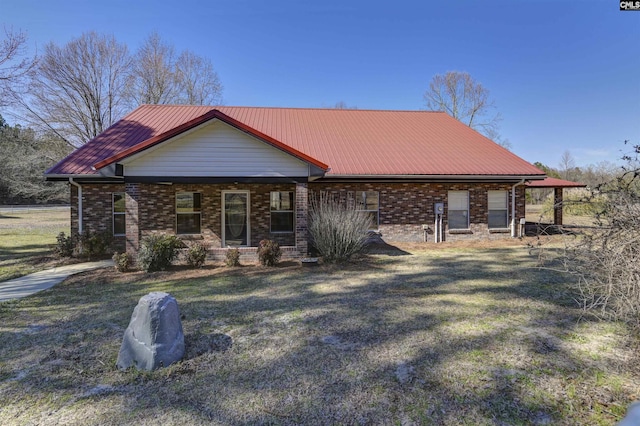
{"left": 319, "top": 174, "right": 547, "bottom": 183}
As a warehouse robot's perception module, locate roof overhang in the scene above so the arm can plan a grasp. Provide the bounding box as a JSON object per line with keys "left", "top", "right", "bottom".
{"left": 44, "top": 174, "right": 124, "bottom": 183}
{"left": 93, "top": 109, "right": 329, "bottom": 172}
{"left": 525, "top": 177, "right": 586, "bottom": 188}
{"left": 319, "top": 174, "right": 547, "bottom": 183}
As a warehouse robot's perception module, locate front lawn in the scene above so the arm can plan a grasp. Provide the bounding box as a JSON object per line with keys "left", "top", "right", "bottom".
{"left": 0, "top": 243, "right": 637, "bottom": 425}
{"left": 0, "top": 208, "right": 70, "bottom": 281}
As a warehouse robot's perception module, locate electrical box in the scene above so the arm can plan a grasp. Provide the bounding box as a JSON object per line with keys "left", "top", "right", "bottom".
{"left": 520, "top": 218, "right": 527, "bottom": 225}
{"left": 434, "top": 203, "right": 444, "bottom": 214}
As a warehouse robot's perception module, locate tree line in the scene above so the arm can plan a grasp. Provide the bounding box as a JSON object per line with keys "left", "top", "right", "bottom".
{"left": 0, "top": 29, "right": 223, "bottom": 203}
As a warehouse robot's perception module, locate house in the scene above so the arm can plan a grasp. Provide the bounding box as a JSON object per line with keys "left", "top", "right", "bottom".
{"left": 45, "top": 105, "right": 548, "bottom": 259}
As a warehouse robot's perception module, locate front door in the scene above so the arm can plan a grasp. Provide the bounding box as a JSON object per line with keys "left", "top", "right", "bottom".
{"left": 222, "top": 191, "right": 249, "bottom": 246}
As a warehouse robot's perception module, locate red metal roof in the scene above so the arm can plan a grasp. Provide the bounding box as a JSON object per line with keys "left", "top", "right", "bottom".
{"left": 526, "top": 177, "right": 586, "bottom": 188}
{"left": 46, "top": 105, "right": 546, "bottom": 178}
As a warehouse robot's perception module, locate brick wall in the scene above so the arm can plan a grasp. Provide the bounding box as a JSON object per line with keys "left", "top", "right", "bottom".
{"left": 310, "top": 182, "right": 526, "bottom": 242}
{"left": 70, "top": 183, "right": 126, "bottom": 252}
{"left": 73, "top": 181, "right": 527, "bottom": 258}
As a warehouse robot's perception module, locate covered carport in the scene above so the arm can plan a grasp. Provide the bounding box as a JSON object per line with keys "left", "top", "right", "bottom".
{"left": 525, "top": 177, "right": 587, "bottom": 234}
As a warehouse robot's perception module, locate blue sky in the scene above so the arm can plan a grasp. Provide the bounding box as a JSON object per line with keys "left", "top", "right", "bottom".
{"left": 3, "top": 0, "right": 639, "bottom": 168}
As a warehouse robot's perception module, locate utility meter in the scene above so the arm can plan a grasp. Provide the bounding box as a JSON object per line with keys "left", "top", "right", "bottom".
{"left": 434, "top": 203, "right": 444, "bottom": 214}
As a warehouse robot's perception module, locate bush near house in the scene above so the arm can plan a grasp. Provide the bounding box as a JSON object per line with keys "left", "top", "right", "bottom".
{"left": 137, "top": 234, "right": 182, "bottom": 272}
{"left": 257, "top": 239, "right": 282, "bottom": 266}
{"left": 185, "top": 241, "right": 209, "bottom": 268}
{"left": 225, "top": 248, "right": 241, "bottom": 267}
{"left": 308, "top": 192, "right": 371, "bottom": 263}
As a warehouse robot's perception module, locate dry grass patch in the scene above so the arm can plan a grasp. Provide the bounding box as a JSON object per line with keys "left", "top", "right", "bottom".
{"left": 0, "top": 242, "right": 638, "bottom": 425}
{"left": 0, "top": 208, "right": 70, "bottom": 281}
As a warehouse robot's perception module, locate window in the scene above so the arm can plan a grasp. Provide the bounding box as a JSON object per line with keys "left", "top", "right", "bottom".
{"left": 270, "top": 191, "right": 294, "bottom": 233}
{"left": 448, "top": 191, "right": 469, "bottom": 229}
{"left": 356, "top": 190, "right": 379, "bottom": 229}
{"left": 488, "top": 190, "right": 508, "bottom": 229}
{"left": 113, "top": 192, "right": 126, "bottom": 236}
{"left": 176, "top": 192, "right": 201, "bottom": 234}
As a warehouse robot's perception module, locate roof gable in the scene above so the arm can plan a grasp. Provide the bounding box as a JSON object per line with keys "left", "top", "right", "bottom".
{"left": 46, "top": 105, "right": 545, "bottom": 179}
{"left": 122, "top": 119, "right": 311, "bottom": 178}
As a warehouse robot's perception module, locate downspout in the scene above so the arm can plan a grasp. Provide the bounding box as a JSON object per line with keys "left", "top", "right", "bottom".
{"left": 511, "top": 179, "right": 526, "bottom": 238}
{"left": 69, "top": 178, "right": 83, "bottom": 234}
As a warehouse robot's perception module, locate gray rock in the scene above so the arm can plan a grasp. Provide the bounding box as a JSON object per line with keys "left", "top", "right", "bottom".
{"left": 116, "top": 292, "right": 185, "bottom": 371}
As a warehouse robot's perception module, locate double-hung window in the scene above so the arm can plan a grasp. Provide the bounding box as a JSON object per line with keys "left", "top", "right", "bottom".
{"left": 356, "top": 190, "right": 379, "bottom": 230}
{"left": 270, "top": 191, "right": 294, "bottom": 233}
{"left": 488, "top": 190, "right": 508, "bottom": 229}
{"left": 176, "top": 192, "right": 201, "bottom": 234}
{"left": 448, "top": 191, "right": 469, "bottom": 229}
{"left": 113, "top": 192, "right": 126, "bottom": 236}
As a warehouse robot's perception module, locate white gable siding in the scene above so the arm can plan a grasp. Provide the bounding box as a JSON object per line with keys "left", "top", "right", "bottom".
{"left": 123, "top": 120, "right": 309, "bottom": 177}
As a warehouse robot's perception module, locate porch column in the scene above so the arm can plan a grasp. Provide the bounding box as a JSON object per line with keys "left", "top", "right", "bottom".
{"left": 553, "top": 187, "right": 563, "bottom": 225}
{"left": 295, "top": 182, "right": 309, "bottom": 257}
{"left": 125, "top": 182, "right": 141, "bottom": 254}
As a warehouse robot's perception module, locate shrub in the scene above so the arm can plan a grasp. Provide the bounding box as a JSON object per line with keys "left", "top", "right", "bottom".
{"left": 75, "top": 230, "right": 113, "bottom": 259}
{"left": 112, "top": 251, "right": 133, "bottom": 272}
{"left": 185, "top": 241, "right": 209, "bottom": 268}
{"left": 137, "top": 233, "right": 182, "bottom": 272}
{"left": 225, "top": 248, "right": 241, "bottom": 267}
{"left": 257, "top": 239, "right": 281, "bottom": 266}
{"left": 308, "top": 192, "right": 371, "bottom": 263}
{"left": 54, "top": 232, "right": 74, "bottom": 258}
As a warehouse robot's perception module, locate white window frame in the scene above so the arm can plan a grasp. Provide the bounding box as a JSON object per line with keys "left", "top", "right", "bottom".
{"left": 448, "top": 190, "right": 469, "bottom": 230}
{"left": 488, "top": 190, "right": 509, "bottom": 229}
{"left": 176, "top": 192, "right": 202, "bottom": 235}
{"left": 270, "top": 191, "right": 295, "bottom": 234}
{"left": 112, "top": 192, "right": 126, "bottom": 236}
{"left": 221, "top": 190, "right": 251, "bottom": 247}
{"left": 356, "top": 190, "right": 380, "bottom": 230}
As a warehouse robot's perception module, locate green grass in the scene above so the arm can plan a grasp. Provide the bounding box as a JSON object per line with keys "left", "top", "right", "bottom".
{"left": 0, "top": 208, "right": 70, "bottom": 281}
{"left": 0, "top": 243, "right": 637, "bottom": 425}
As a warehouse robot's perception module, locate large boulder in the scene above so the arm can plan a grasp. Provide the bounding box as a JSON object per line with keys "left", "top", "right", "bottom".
{"left": 116, "top": 292, "right": 185, "bottom": 371}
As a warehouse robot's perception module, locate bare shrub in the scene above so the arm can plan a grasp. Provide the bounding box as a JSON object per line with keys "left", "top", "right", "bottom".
{"left": 308, "top": 192, "right": 371, "bottom": 263}
{"left": 257, "top": 239, "right": 281, "bottom": 267}
{"left": 225, "top": 248, "right": 240, "bottom": 267}
{"left": 563, "top": 143, "right": 640, "bottom": 328}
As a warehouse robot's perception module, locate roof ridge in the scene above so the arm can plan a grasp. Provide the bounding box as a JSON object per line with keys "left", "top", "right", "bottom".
{"left": 135, "top": 104, "right": 448, "bottom": 114}
{"left": 218, "top": 106, "right": 448, "bottom": 113}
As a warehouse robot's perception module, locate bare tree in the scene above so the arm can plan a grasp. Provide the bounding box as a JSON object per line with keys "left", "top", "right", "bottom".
{"left": 559, "top": 150, "right": 577, "bottom": 181}
{"left": 332, "top": 101, "right": 357, "bottom": 109}
{"left": 23, "top": 32, "right": 131, "bottom": 146}
{"left": 424, "top": 71, "right": 506, "bottom": 147}
{"left": 126, "top": 33, "right": 222, "bottom": 107}
{"left": 125, "top": 32, "right": 178, "bottom": 106}
{"left": 0, "top": 27, "right": 36, "bottom": 107}
{"left": 175, "top": 50, "right": 222, "bottom": 105}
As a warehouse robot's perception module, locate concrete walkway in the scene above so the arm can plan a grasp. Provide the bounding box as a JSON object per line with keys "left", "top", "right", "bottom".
{"left": 0, "top": 260, "right": 114, "bottom": 302}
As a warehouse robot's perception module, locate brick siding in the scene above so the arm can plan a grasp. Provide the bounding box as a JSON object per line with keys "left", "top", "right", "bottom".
{"left": 310, "top": 182, "right": 526, "bottom": 242}
{"left": 71, "top": 181, "right": 527, "bottom": 259}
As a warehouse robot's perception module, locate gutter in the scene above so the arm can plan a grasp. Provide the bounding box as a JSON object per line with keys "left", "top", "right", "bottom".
{"left": 69, "top": 178, "right": 83, "bottom": 234}
{"left": 511, "top": 179, "right": 526, "bottom": 237}
{"left": 321, "top": 174, "right": 546, "bottom": 182}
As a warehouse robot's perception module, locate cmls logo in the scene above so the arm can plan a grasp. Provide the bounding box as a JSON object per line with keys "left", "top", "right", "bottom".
{"left": 620, "top": 1, "right": 640, "bottom": 10}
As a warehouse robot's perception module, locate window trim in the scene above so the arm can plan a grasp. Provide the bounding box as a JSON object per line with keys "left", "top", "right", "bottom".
{"left": 112, "top": 192, "right": 126, "bottom": 236}
{"left": 448, "top": 190, "right": 470, "bottom": 230}
{"left": 221, "top": 190, "right": 251, "bottom": 247}
{"left": 176, "top": 192, "right": 202, "bottom": 235}
{"left": 488, "top": 190, "right": 509, "bottom": 229}
{"left": 356, "top": 190, "right": 380, "bottom": 230}
{"left": 270, "top": 191, "right": 295, "bottom": 234}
